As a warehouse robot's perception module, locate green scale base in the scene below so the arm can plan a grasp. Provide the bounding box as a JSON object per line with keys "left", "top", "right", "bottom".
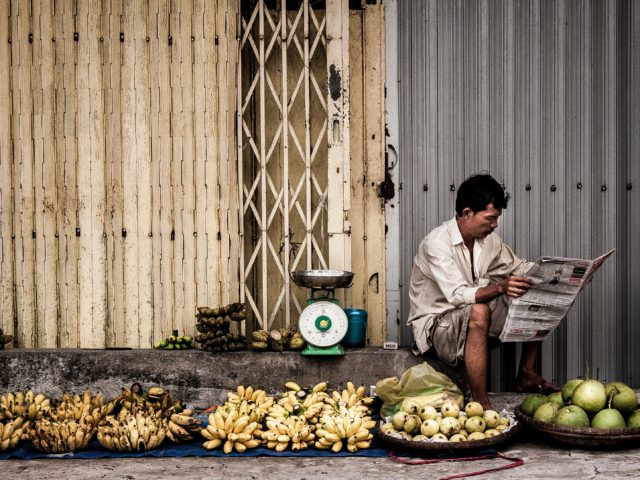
{"left": 301, "top": 344, "right": 344, "bottom": 356}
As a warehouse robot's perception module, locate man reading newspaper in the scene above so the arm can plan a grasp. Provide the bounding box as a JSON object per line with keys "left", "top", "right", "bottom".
{"left": 408, "top": 174, "right": 559, "bottom": 410}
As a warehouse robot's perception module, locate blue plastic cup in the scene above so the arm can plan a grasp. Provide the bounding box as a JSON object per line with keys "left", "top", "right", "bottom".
{"left": 342, "top": 308, "right": 368, "bottom": 347}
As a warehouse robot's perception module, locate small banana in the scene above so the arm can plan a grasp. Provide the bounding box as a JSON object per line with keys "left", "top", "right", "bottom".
{"left": 284, "top": 381, "right": 302, "bottom": 392}
{"left": 312, "top": 382, "right": 328, "bottom": 393}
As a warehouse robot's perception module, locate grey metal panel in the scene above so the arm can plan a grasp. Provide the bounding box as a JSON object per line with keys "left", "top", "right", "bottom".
{"left": 397, "top": 0, "right": 640, "bottom": 388}
{"left": 627, "top": 0, "right": 640, "bottom": 387}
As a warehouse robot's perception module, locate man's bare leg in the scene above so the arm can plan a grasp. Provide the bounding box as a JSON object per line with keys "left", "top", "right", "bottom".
{"left": 464, "top": 304, "right": 492, "bottom": 409}
{"left": 515, "top": 341, "right": 560, "bottom": 393}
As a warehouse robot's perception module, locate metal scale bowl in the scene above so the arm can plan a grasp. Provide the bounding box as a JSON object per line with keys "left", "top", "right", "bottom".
{"left": 290, "top": 270, "right": 354, "bottom": 355}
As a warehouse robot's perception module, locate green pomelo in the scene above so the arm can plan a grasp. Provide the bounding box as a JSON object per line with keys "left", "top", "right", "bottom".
{"left": 533, "top": 402, "right": 560, "bottom": 423}
{"left": 554, "top": 405, "right": 590, "bottom": 428}
{"left": 571, "top": 380, "right": 607, "bottom": 415}
{"left": 611, "top": 388, "right": 638, "bottom": 416}
{"left": 627, "top": 409, "right": 640, "bottom": 428}
{"left": 604, "top": 381, "right": 633, "bottom": 399}
{"left": 561, "top": 379, "right": 583, "bottom": 402}
{"left": 521, "top": 393, "right": 549, "bottom": 417}
{"left": 591, "top": 408, "right": 626, "bottom": 429}
{"left": 547, "top": 392, "right": 564, "bottom": 405}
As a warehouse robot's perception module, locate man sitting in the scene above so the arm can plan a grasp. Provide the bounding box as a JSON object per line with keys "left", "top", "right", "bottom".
{"left": 408, "top": 174, "right": 559, "bottom": 409}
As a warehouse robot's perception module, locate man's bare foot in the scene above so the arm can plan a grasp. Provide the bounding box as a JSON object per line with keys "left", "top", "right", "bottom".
{"left": 471, "top": 397, "right": 493, "bottom": 411}
{"left": 515, "top": 369, "right": 560, "bottom": 394}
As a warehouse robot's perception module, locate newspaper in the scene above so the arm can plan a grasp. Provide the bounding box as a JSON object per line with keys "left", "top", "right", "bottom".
{"left": 499, "top": 249, "right": 615, "bottom": 342}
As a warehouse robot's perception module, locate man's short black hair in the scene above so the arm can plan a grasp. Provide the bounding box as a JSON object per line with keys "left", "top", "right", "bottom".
{"left": 455, "top": 174, "right": 509, "bottom": 216}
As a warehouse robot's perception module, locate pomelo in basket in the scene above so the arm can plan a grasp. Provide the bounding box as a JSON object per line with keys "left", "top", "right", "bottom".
{"left": 571, "top": 380, "right": 607, "bottom": 415}
{"left": 533, "top": 402, "right": 560, "bottom": 423}
{"left": 610, "top": 387, "right": 638, "bottom": 416}
{"left": 521, "top": 393, "right": 549, "bottom": 417}
{"left": 547, "top": 392, "right": 564, "bottom": 405}
{"left": 554, "top": 405, "right": 590, "bottom": 428}
{"left": 627, "top": 409, "right": 640, "bottom": 428}
{"left": 561, "top": 379, "right": 583, "bottom": 402}
{"left": 604, "top": 381, "right": 632, "bottom": 398}
{"left": 591, "top": 408, "right": 626, "bottom": 429}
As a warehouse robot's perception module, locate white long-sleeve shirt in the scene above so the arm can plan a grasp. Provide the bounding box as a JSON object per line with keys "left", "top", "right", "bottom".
{"left": 408, "top": 217, "right": 533, "bottom": 354}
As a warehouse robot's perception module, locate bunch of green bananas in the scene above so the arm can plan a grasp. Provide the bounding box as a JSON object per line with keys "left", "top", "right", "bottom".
{"left": 154, "top": 330, "right": 193, "bottom": 350}
{"left": 250, "top": 326, "right": 305, "bottom": 351}
{"left": 97, "top": 409, "right": 167, "bottom": 452}
{"left": 194, "top": 302, "right": 248, "bottom": 353}
{"left": 0, "top": 328, "right": 13, "bottom": 349}
{"left": 29, "top": 417, "right": 97, "bottom": 453}
{"left": 0, "top": 391, "right": 51, "bottom": 422}
{"left": 0, "top": 417, "right": 27, "bottom": 451}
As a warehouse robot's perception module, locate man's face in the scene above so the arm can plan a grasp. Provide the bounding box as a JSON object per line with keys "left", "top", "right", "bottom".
{"left": 463, "top": 204, "right": 502, "bottom": 239}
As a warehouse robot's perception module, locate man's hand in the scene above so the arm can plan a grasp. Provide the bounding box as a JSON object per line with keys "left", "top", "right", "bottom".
{"left": 499, "top": 275, "right": 533, "bottom": 298}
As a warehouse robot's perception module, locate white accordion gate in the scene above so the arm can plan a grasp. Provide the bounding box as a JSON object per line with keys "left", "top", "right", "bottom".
{"left": 237, "top": 0, "right": 352, "bottom": 332}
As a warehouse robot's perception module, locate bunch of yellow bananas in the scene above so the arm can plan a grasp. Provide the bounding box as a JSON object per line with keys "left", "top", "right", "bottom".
{"left": 201, "top": 409, "right": 262, "bottom": 453}
{"left": 331, "top": 382, "right": 374, "bottom": 411}
{"left": 261, "top": 415, "right": 316, "bottom": 452}
{"left": 49, "top": 390, "right": 112, "bottom": 427}
{"left": 166, "top": 409, "right": 201, "bottom": 443}
{"left": 314, "top": 410, "right": 375, "bottom": 453}
{"left": 0, "top": 391, "right": 51, "bottom": 422}
{"left": 0, "top": 417, "right": 27, "bottom": 451}
{"left": 225, "top": 385, "right": 274, "bottom": 422}
{"left": 97, "top": 410, "right": 166, "bottom": 452}
{"left": 29, "top": 417, "right": 96, "bottom": 453}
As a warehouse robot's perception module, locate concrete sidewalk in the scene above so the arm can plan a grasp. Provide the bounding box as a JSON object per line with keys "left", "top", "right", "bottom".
{"left": 1, "top": 349, "right": 639, "bottom": 479}
{"left": 2, "top": 393, "right": 639, "bottom": 479}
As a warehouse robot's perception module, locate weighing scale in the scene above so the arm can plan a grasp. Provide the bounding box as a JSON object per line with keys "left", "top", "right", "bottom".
{"left": 290, "top": 270, "right": 354, "bottom": 355}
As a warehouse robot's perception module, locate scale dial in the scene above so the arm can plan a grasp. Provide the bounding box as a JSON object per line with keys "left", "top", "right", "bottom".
{"left": 299, "top": 301, "right": 348, "bottom": 347}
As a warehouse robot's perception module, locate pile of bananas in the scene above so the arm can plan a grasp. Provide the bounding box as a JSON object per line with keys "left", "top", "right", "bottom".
{"left": 0, "top": 391, "right": 51, "bottom": 422}
{"left": 0, "top": 328, "right": 12, "bottom": 349}
{"left": 114, "top": 385, "right": 174, "bottom": 413}
{"left": 27, "top": 389, "right": 112, "bottom": 453}
{"left": 261, "top": 415, "right": 315, "bottom": 452}
{"left": 268, "top": 382, "right": 331, "bottom": 424}
{"left": 312, "top": 382, "right": 376, "bottom": 453}
{"left": 166, "top": 409, "right": 202, "bottom": 443}
{"left": 250, "top": 327, "right": 305, "bottom": 351}
{"left": 154, "top": 330, "right": 193, "bottom": 350}
{"left": 0, "top": 417, "right": 27, "bottom": 451}
{"left": 224, "top": 385, "right": 275, "bottom": 422}
{"left": 315, "top": 409, "right": 375, "bottom": 452}
{"left": 201, "top": 409, "right": 262, "bottom": 453}
{"left": 201, "top": 385, "right": 273, "bottom": 453}
{"left": 97, "top": 409, "right": 167, "bottom": 452}
{"left": 48, "top": 390, "right": 112, "bottom": 427}
{"left": 195, "top": 303, "right": 247, "bottom": 353}
{"left": 110, "top": 385, "right": 201, "bottom": 446}
{"left": 261, "top": 380, "right": 375, "bottom": 453}
{"left": 29, "top": 417, "right": 96, "bottom": 453}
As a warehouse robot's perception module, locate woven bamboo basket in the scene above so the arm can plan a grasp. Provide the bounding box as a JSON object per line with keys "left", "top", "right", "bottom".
{"left": 515, "top": 406, "right": 640, "bottom": 448}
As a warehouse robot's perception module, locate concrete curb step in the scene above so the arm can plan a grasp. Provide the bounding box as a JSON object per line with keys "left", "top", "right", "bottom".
{"left": 1, "top": 348, "right": 470, "bottom": 407}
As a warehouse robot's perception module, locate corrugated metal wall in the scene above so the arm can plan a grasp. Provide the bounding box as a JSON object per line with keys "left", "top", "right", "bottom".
{"left": 397, "top": 0, "right": 640, "bottom": 389}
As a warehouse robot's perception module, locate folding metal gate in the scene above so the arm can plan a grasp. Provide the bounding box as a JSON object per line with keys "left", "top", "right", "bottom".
{"left": 237, "top": 0, "right": 352, "bottom": 332}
